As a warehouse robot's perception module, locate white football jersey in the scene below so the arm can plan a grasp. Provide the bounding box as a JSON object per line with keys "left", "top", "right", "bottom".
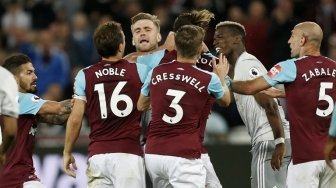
{"left": 233, "top": 52, "right": 290, "bottom": 145}
{"left": 0, "top": 66, "right": 19, "bottom": 144}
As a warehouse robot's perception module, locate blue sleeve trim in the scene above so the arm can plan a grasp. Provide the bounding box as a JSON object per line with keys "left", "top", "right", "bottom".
{"left": 136, "top": 63, "right": 151, "bottom": 83}
{"left": 263, "top": 58, "right": 297, "bottom": 86}
{"left": 208, "top": 73, "right": 224, "bottom": 99}
{"left": 74, "top": 70, "right": 86, "bottom": 97}
{"left": 141, "top": 69, "right": 153, "bottom": 96}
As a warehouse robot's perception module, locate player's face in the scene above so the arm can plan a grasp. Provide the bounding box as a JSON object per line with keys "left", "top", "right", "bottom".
{"left": 213, "top": 27, "right": 235, "bottom": 56}
{"left": 16, "top": 63, "right": 37, "bottom": 93}
{"left": 288, "top": 27, "right": 302, "bottom": 58}
{"left": 132, "top": 19, "right": 161, "bottom": 52}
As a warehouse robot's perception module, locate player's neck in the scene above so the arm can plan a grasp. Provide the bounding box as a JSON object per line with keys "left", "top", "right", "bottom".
{"left": 230, "top": 48, "right": 246, "bottom": 67}
{"left": 102, "top": 55, "right": 122, "bottom": 63}
{"left": 300, "top": 46, "right": 321, "bottom": 57}
{"left": 176, "top": 56, "right": 198, "bottom": 64}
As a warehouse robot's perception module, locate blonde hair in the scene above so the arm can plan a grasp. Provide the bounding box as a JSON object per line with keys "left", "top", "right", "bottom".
{"left": 131, "top": 12, "right": 160, "bottom": 31}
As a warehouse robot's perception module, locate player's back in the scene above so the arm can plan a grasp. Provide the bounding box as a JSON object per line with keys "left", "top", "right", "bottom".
{"left": 82, "top": 59, "right": 144, "bottom": 157}
{"left": 145, "top": 61, "right": 214, "bottom": 159}
{"left": 287, "top": 55, "right": 336, "bottom": 164}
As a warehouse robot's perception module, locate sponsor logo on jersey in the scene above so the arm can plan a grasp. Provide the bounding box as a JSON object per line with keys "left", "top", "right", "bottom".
{"left": 31, "top": 95, "right": 41, "bottom": 102}
{"left": 249, "top": 67, "right": 260, "bottom": 77}
{"left": 267, "top": 64, "right": 282, "bottom": 78}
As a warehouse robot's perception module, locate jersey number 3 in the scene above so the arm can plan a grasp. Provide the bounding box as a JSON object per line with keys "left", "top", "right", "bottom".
{"left": 94, "top": 82, "right": 133, "bottom": 119}
{"left": 316, "top": 82, "right": 334, "bottom": 117}
{"left": 162, "top": 89, "right": 186, "bottom": 124}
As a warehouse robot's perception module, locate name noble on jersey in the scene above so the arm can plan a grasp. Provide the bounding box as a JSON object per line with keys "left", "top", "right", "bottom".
{"left": 95, "top": 68, "right": 126, "bottom": 78}
{"left": 302, "top": 67, "right": 336, "bottom": 82}
{"left": 152, "top": 72, "right": 206, "bottom": 92}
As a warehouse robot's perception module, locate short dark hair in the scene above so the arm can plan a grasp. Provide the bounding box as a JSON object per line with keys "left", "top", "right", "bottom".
{"left": 173, "top": 9, "right": 214, "bottom": 32}
{"left": 216, "top": 21, "right": 246, "bottom": 43}
{"left": 131, "top": 12, "right": 160, "bottom": 31}
{"left": 2, "top": 53, "right": 31, "bottom": 75}
{"left": 175, "top": 25, "right": 205, "bottom": 58}
{"left": 93, "top": 21, "right": 124, "bottom": 58}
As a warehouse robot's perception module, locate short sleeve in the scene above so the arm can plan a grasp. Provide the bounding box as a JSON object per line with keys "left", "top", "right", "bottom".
{"left": 19, "top": 93, "right": 46, "bottom": 115}
{"left": 140, "top": 69, "right": 154, "bottom": 97}
{"left": 136, "top": 63, "right": 151, "bottom": 83}
{"left": 73, "top": 69, "right": 87, "bottom": 101}
{"left": 0, "top": 73, "right": 19, "bottom": 117}
{"left": 207, "top": 73, "right": 225, "bottom": 99}
{"left": 263, "top": 58, "right": 297, "bottom": 86}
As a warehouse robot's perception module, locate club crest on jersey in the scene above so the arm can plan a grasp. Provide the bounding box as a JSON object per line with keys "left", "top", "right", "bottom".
{"left": 249, "top": 67, "right": 260, "bottom": 77}
{"left": 267, "top": 64, "right": 282, "bottom": 78}
{"left": 31, "top": 95, "right": 41, "bottom": 102}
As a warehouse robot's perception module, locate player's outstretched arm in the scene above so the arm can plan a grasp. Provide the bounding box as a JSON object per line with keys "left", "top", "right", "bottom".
{"left": 63, "top": 99, "right": 85, "bottom": 178}
{"left": 254, "top": 92, "right": 285, "bottom": 170}
{"left": 37, "top": 99, "right": 72, "bottom": 124}
{"left": 260, "top": 88, "right": 286, "bottom": 98}
{"left": 231, "top": 76, "right": 271, "bottom": 95}
{"left": 324, "top": 136, "right": 336, "bottom": 171}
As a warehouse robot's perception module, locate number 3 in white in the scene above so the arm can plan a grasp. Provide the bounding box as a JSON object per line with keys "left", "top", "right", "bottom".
{"left": 94, "top": 81, "right": 133, "bottom": 119}
{"left": 316, "top": 82, "right": 334, "bottom": 117}
{"left": 162, "top": 89, "right": 186, "bottom": 124}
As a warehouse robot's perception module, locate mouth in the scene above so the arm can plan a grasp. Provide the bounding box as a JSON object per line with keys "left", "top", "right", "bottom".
{"left": 31, "top": 82, "right": 37, "bottom": 87}
{"left": 140, "top": 39, "right": 149, "bottom": 44}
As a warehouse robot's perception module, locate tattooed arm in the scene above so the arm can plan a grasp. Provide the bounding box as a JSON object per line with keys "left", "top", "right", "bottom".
{"left": 37, "top": 99, "right": 72, "bottom": 124}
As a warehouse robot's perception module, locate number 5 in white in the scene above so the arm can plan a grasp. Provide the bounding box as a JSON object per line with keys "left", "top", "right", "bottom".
{"left": 162, "top": 89, "right": 186, "bottom": 124}
{"left": 316, "top": 82, "right": 334, "bottom": 117}
{"left": 94, "top": 81, "right": 133, "bottom": 119}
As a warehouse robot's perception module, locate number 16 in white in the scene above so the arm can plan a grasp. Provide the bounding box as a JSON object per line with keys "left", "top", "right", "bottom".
{"left": 94, "top": 82, "right": 133, "bottom": 119}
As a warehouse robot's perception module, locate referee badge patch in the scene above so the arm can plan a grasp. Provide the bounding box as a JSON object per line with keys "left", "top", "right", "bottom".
{"left": 249, "top": 67, "right": 260, "bottom": 77}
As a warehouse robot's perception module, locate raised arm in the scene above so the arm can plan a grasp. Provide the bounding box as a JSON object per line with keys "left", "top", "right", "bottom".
{"left": 212, "top": 54, "right": 231, "bottom": 107}
{"left": 254, "top": 93, "right": 285, "bottom": 170}
{"left": 63, "top": 99, "right": 86, "bottom": 178}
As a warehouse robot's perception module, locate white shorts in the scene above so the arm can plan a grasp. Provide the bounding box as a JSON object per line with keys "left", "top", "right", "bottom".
{"left": 287, "top": 159, "right": 336, "bottom": 188}
{"left": 145, "top": 154, "right": 206, "bottom": 188}
{"left": 201, "top": 153, "right": 222, "bottom": 188}
{"left": 23, "top": 180, "right": 46, "bottom": 188}
{"left": 86, "top": 153, "right": 145, "bottom": 188}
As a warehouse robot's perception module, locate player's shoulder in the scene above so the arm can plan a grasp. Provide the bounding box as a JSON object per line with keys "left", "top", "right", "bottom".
{"left": 237, "top": 52, "right": 261, "bottom": 64}
{"left": 19, "top": 92, "right": 44, "bottom": 106}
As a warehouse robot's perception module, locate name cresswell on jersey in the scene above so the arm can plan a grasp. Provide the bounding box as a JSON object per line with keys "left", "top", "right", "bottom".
{"left": 151, "top": 72, "right": 206, "bottom": 92}
{"left": 267, "top": 64, "right": 282, "bottom": 78}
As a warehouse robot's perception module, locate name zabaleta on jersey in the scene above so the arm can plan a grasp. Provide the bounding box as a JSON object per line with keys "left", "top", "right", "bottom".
{"left": 302, "top": 67, "right": 336, "bottom": 82}
{"left": 152, "top": 72, "right": 206, "bottom": 92}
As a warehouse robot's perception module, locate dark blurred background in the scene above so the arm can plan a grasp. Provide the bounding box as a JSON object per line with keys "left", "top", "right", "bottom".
{"left": 1, "top": 0, "right": 335, "bottom": 187}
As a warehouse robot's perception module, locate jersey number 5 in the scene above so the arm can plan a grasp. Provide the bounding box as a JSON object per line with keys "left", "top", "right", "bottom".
{"left": 94, "top": 81, "right": 133, "bottom": 119}
{"left": 162, "top": 89, "right": 186, "bottom": 124}
{"left": 316, "top": 82, "right": 334, "bottom": 117}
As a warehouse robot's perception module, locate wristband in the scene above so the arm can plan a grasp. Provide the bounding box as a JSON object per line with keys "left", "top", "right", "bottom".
{"left": 274, "top": 137, "right": 285, "bottom": 145}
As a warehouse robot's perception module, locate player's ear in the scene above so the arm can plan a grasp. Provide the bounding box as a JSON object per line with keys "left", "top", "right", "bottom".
{"left": 132, "top": 38, "right": 135, "bottom": 46}
{"left": 157, "top": 33, "right": 162, "bottom": 42}
{"left": 301, "top": 35, "right": 307, "bottom": 46}
{"left": 119, "top": 42, "right": 125, "bottom": 53}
